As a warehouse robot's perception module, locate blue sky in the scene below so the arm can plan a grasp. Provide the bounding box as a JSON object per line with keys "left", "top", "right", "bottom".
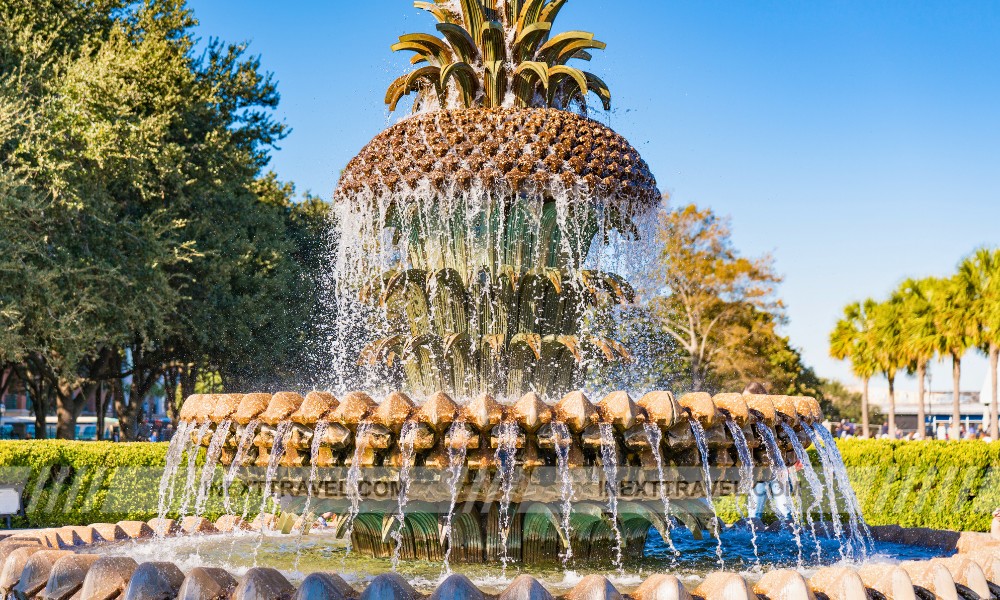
{"left": 187, "top": 0, "right": 1000, "bottom": 393}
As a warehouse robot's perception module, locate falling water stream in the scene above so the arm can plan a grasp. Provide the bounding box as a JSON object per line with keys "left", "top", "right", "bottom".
{"left": 294, "top": 420, "right": 329, "bottom": 570}
{"left": 812, "top": 424, "right": 874, "bottom": 555}
{"left": 724, "top": 419, "right": 759, "bottom": 565}
{"left": 391, "top": 422, "right": 418, "bottom": 571}
{"left": 642, "top": 423, "right": 679, "bottom": 560}
{"left": 494, "top": 422, "right": 519, "bottom": 577}
{"left": 688, "top": 418, "right": 724, "bottom": 568}
{"left": 551, "top": 422, "right": 575, "bottom": 565}
{"left": 157, "top": 420, "right": 194, "bottom": 526}
{"left": 178, "top": 422, "right": 211, "bottom": 517}
{"left": 598, "top": 423, "right": 625, "bottom": 575}
{"left": 224, "top": 420, "right": 259, "bottom": 514}
{"left": 781, "top": 422, "right": 825, "bottom": 560}
{"left": 442, "top": 421, "right": 470, "bottom": 574}
{"left": 759, "top": 424, "right": 803, "bottom": 567}
{"left": 253, "top": 420, "right": 293, "bottom": 564}
{"left": 344, "top": 421, "right": 374, "bottom": 558}
{"left": 804, "top": 425, "right": 847, "bottom": 558}
{"left": 195, "top": 421, "right": 231, "bottom": 517}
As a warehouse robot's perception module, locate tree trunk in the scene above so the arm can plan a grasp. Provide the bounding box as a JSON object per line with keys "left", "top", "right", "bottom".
{"left": 96, "top": 382, "right": 107, "bottom": 441}
{"left": 164, "top": 366, "right": 180, "bottom": 423}
{"left": 180, "top": 364, "right": 198, "bottom": 403}
{"left": 916, "top": 362, "right": 927, "bottom": 440}
{"left": 887, "top": 374, "right": 896, "bottom": 439}
{"left": 861, "top": 377, "right": 870, "bottom": 438}
{"left": 951, "top": 352, "right": 962, "bottom": 440}
{"left": 991, "top": 344, "right": 999, "bottom": 442}
{"left": 690, "top": 355, "right": 704, "bottom": 392}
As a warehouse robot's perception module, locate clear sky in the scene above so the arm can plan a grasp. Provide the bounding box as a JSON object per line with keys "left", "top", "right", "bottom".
{"left": 187, "top": 0, "right": 1000, "bottom": 393}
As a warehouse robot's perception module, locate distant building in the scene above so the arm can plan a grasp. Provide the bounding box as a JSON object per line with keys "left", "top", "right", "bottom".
{"left": 865, "top": 387, "right": 988, "bottom": 438}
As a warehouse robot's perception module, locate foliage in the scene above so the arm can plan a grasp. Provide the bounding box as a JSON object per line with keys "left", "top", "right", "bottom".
{"left": 817, "top": 379, "right": 883, "bottom": 424}
{"left": 388, "top": 0, "right": 611, "bottom": 112}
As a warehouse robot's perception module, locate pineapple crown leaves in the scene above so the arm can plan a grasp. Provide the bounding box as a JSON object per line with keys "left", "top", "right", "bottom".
{"left": 386, "top": 0, "right": 612, "bottom": 113}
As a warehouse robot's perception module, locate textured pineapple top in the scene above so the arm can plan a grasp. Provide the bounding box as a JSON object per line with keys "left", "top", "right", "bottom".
{"left": 335, "top": 107, "right": 659, "bottom": 206}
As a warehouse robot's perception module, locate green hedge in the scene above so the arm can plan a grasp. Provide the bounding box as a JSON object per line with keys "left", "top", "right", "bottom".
{"left": 0, "top": 439, "right": 996, "bottom": 532}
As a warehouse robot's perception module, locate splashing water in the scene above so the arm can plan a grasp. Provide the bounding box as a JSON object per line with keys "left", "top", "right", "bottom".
{"left": 224, "top": 420, "right": 259, "bottom": 515}
{"left": 688, "top": 418, "right": 724, "bottom": 568}
{"left": 178, "top": 421, "right": 211, "bottom": 517}
{"left": 344, "top": 421, "right": 374, "bottom": 557}
{"left": 724, "top": 419, "right": 759, "bottom": 565}
{"left": 494, "top": 421, "right": 519, "bottom": 577}
{"left": 551, "top": 422, "right": 575, "bottom": 565}
{"left": 253, "top": 420, "right": 293, "bottom": 565}
{"left": 803, "top": 425, "right": 847, "bottom": 558}
{"left": 442, "top": 421, "right": 470, "bottom": 574}
{"left": 812, "top": 424, "right": 874, "bottom": 555}
{"left": 392, "top": 422, "right": 418, "bottom": 571}
{"left": 759, "top": 423, "right": 803, "bottom": 567}
{"left": 295, "top": 419, "right": 329, "bottom": 570}
{"left": 781, "top": 422, "right": 825, "bottom": 560}
{"left": 195, "top": 420, "right": 231, "bottom": 517}
{"left": 598, "top": 423, "right": 625, "bottom": 575}
{"left": 157, "top": 420, "right": 194, "bottom": 525}
{"left": 642, "top": 423, "right": 678, "bottom": 559}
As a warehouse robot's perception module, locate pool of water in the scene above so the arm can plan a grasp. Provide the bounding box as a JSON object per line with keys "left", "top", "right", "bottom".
{"left": 83, "top": 525, "right": 948, "bottom": 594}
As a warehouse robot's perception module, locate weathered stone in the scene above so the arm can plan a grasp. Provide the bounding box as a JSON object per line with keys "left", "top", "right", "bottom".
{"left": 39, "top": 553, "right": 101, "bottom": 600}
{"left": 146, "top": 518, "right": 178, "bottom": 537}
{"left": 179, "top": 394, "right": 204, "bottom": 421}
{"left": 499, "top": 574, "right": 553, "bottom": 600}
{"left": 415, "top": 392, "right": 459, "bottom": 434}
{"left": 121, "top": 562, "right": 185, "bottom": 600}
{"left": 64, "top": 526, "right": 101, "bottom": 545}
{"left": 512, "top": 392, "right": 553, "bottom": 433}
{"left": 857, "top": 564, "right": 916, "bottom": 600}
{"left": 235, "top": 393, "right": 272, "bottom": 425}
{"left": 359, "top": 573, "right": 417, "bottom": 600}
{"left": 792, "top": 396, "right": 823, "bottom": 423}
{"left": 870, "top": 525, "right": 905, "bottom": 544}
{"left": 261, "top": 392, "right": 304, "bottom": 426}
{"left": 11, "top": 549, "right": 73, "bottom": 599}
{"left": 214, "top": 515, "right": 251, "bottom": 533}
{"left": 809, "top": 567, "right": 867, "bottom": 600}
{"left": 78, "top": 556, "right": 137, "bottom": 600}
{"left": 0, "top": 546, "right": 44, "bottom": 595}
{"left": 694, "top": 573, "right": 756, "bottom": 600}
{"left": 598, "top": 391, "right": 646, "bottom": 431}
{"left": 47, "top": 528, "right": 80, "bottom": 548}
{"left": 294, "top": 572, "right": 355, "bottom": 600}
{"left": 180, "top": 516, "right": 217, "bottom": 535}
{"left": 430, "top": 574, "right": 484, "bottom": 600}
{"left": 555, "top": 391, "right": 598, "bottom": 434}
{"left": 209, "top": 393, "right": 243, "bottom": 421}
{"left": 743, "top": 394, "right": 776, "bottom": 425}
{"left": 768, "top": 395, "right": 799, "bottom": 424}
{"left": 966, "top": 550, "right": 1000, "bottom": 583}
{"left": 900, "top": 561, "right": 958, "bottom": 600}
{"left": 632, "top": 574, "right": 693, "bottom": 600}
{"left": 678, "top": 392, "right": 717, "bottom": 426}
{"left": 371, "top": 392, "right": 415, "bottom": 433}
{"left": 712, "top": 393, "right": 750, "bottom": 425}
{"left": 291, "top": 391, "right": 339, "bottom": 425}
{"left": 638, "top": 391, "right": 680, "bottom": 429}
{"left": 461, "top": 393, "right": 504, "bottom": 431}
{"left": 566, "top": 575, "right": 623, "bottom": 600}
{"left": 902, "top": 528, "right": 960, "bottom": 551}
{"left": 116, "top": 521, "right": 154, "bottom": 540}
{"left": 91, "top": 523, "right": 128, "bottom": 543}
{"left": 956, "top": 531, "right": 995, "bottom": 554}
{"left": 330, "top": 392, "right": 378, "bottom": 429}
{"left": 176, "top": 567, "right": 238, "bottom": 600}
{"left": 934, "top": 557, "right": 990, "bottom": 599}
{"left": 233, "top": 567, "right": 295, "bottom": 600}
{"left": 755, "top": 569, "right": 815, "bottom": 600}
{"left": 193, "top": 394, "right": 221, "bottom": 422}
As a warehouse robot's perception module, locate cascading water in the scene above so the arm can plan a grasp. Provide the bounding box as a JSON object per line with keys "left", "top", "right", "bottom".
{"left": 195, "top": 420, "right": 231, "bottom": 517}
{"left": 494, "top": 421, "right": 519, "bottom": 576}
{"left": 689, "top": 418, "right": 724, "bottom": 568}
{"left": 598, "top": 423, "right": 625, "bottom": 574}
{"left": 442, "top": 420, "right": 470, "bottom": 573}
{"left": 642, "top": 423, "right": 679, "bottom": 559}
{"left": 812, "top": 423, "right": 874, "bottom": 554}
{"left": 724, "top": 419, "right": 759, "bottom": 565}
{"left": 344, "top": 421, "right": 374, "bottom": 557}
{"left": 253, "top": 420, "right": 293, "bottom": 564}
{"left": 224, "top": 419, "right": 259, "bottom": 517}
{"left": 295, "top": 419, "right": 330, "bottom": 570}
{"left": 781, "top": 422, "right": 825, "bottom": 560}
{"left": 804, "top": 425, "right": 847, "bottom": 558}
{"left": 178, "top": 421, "right": 211, "bottom": 517}
{"left": 157, "top": 420, "right": 194, "bottom": 525}
{"left": 551, "top": 421, "right": 575, "bottom": 565}
{"left": 391, "top": 421, "right": 418, "bottom": 571}
{"left": 759, "top": 424, "right": 803, "bottom": 567}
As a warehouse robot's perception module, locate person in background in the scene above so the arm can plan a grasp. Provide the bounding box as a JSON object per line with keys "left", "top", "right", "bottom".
{"left": 743, "top": 382, "right": 767, "bottom": 395}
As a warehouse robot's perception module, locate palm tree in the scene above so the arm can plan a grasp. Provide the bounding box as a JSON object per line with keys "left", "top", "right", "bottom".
{"left": 830, "top": 299, "right": 879, "bottom": 437}
{"left": 873, "top": 297, "right": 905, "bottom": 438}
{"left": 931, "top": 274, "right": 977, "bottom": 440}
{"left": 958, "top": 248, "right": 1000, "bottom": 441}
{"left": 895, "top": 278, "right": 939, "bottom": 439}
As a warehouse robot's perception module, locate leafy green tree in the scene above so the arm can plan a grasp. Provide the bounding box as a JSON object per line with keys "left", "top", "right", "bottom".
{"left": 872, "top": 297, "right": 905, "bottom": 437}
{"left": 894, "top": 278, "right": 939, "bottom": 439}
{"left": 830, "top": 300, "right": 879, "bottom": 437}
{"left": 932, "top": 274, "right": 977, "bottom": 440}
{"left": 958, "top": 248, "right": 1000, "bottom": 441}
